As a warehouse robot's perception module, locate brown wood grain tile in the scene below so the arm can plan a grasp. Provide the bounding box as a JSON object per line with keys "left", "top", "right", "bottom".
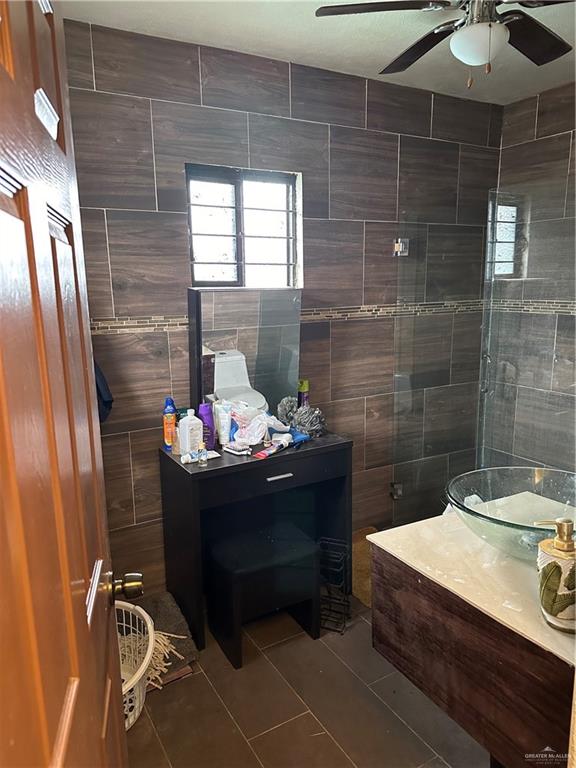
{"left": 523, "top": 217, "right": 575, "bottom": 300}
{"left": 364, "top": 222, "right": 427, "bottom": 305}
{"left": 201, "top": 46, "right": 289, "bottom": 116}
{"left": 487, "top": 103, "right": 503, "bottom": 148}
{"left": 213, "top": 290, "right": 260, "bottom": 329}
{"left": 501, "top": 96, "right": 537, "bottom": 147}
{"left": 394, "top": 313, "right": 452, "bottom": 391}
{"left": 499, "top": 132, "right": 571, "bottom": 221}
{"left": 291, "top": 64, "right": 365, "bottom": 127}
{"left": 110, "top": 519, "right": 166, "bottom": 594}
{"left": 245, "top": 611, "right": 304, "bottom": 649}
{"left": 513, "top": 387, "right": 575, "bottom": 471}
{"left": 299, "top": 322, "right": 331, "bottom": 404}
{"left": 552, "top": 315, "right": 575, "bottom": 395}
{"left": 126, "top": 708, "right": 170, "bottom": 768}
{"left": 317, "top": 398, "right": 365, "bottom": 472}
{"left": 248, "top": 114, "right": 329, "bottom": 218}
{"left": 352, "top": 465, "right": 394, "bottom": 529}
{"left": 331, "top": 318, "right": 394, "bottom": 400}
{"left": 63, "top": 19, "right": 93, "bottom": 89}
{"left": 367, "top": 81, "right": 431, "bottom": 137}
{"left": 200, "top": 290, "right": 214, "bottom": 331}
{"left": 203, "top": 329, "right": 239, "bottom": 353}
{"left": 250, "top": 712, "right": 354, "bottom": 768}
{"left": 423, "top": 382, "right": 478, "bottom": 456}
{"left": 398, "top": 136, "right": 459, "bottom": 224}
{"left": 70, "top": 89, "right": 156, "bottom": 210}
{"left": 392, "top": 455, "right": 448, "bottom": 525}
{"left": 365, "top": 390, "right": 424, "bottom": 469}
{"left": 536, "top": 82, "right": 575, "bottom": 139}
{"left": 490, "top": 311, "right": 557, "bottom": 390}
{"left": 265, "top": 632, "right": 431, "bottom": 768}
{"left": 92, "top": 331, "right": 171, "bottom": 434}
{"left": 146, "top": 671, "right": 261, "bottom": 768}
{"left": 372, "top": 672, "right": 489, "bottom": 768}
{"left": 448, "top": 449, "right": 476, "bottom": 478}
{"left": 425, "top": 225, "right": 484, "bottom": 302}
{"left": 130, "top": 428, "right": 163, "bottom": 523}
{"left": 566, "top": 131, "right": 574, "bottom": 218}
{"left": 457, "top": 145, "right": 499, "bottom": 226}
{"left": 101, "top": 433, "right": 134, "bottom": 530}
{"left": 79, "top": 208, "right": 113, "bottom": 319}
{"left": 92, "top": 25, "right": 200, "bottom": 103}
{"left": 107, "top": 210, "right": 190, "bottom": 317}
{"left": 330, "top": 126, "right": 398, "bottom": 220}
{"left": 451, "top": 312, "right": 482, "bottom": 384}
{"left": 302, "top": 219, "right": 363, "bottom": 308}
{"left": 322, "top": 615, "right": 395, "bottom": 684}
{"left": 168, "top": 328, "right": 191, "bottom": 407}
{"left": 200, "top": 631, "right": 306, "bottom": 740}
{"left": 432, "top": 94, "right": 491, "bottom": 146}
{"left": 152, "top": 101, "right": 249, "bottom": 211}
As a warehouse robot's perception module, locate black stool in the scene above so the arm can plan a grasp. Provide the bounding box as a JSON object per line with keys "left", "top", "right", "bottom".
{"left": 206, "top": 520, "right": 321, "bottom": 668}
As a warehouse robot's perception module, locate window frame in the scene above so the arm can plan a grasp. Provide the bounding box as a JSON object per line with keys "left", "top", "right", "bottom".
{"left": 186, "top": 163, "right": 298, "bottom": 289}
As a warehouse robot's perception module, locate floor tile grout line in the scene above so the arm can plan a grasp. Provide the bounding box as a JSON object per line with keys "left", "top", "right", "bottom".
{"left": 320, "top": 638, "right": 442, "bottom": 764}
{"left": 368, "top": 670, "right": 397, "bottom": 687}
{"left": 246, "top": 633, "right": 360, "bottom": 768}
{"left": 247, "top": 710, "right": 312, "bottom": 742}
{"left": 196, "top": 665, "right": 266, "bottom": 768}
{"left": 142, "top": 705, "right": 175, "bottom": 768}
{"left": 247, "top": 628, "right": 306, "bottom": 651}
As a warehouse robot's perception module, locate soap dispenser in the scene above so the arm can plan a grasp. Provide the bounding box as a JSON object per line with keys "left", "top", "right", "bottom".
{"left": 535, "top": 517, "right": 575, "bottom": 633}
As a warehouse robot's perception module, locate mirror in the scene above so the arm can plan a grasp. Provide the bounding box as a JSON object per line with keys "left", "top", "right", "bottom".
{"left": 188, "top": 288, "right": 301, "bottom": 414}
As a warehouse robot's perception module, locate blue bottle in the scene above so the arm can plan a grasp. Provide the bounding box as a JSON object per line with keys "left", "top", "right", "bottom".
{"left": 163, "top": 397, "right": 177, "bottom": 452}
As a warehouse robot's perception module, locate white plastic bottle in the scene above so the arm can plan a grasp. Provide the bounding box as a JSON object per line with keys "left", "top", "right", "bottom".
{"left": 179, "top": 409, "right": 204, "bottom": 455}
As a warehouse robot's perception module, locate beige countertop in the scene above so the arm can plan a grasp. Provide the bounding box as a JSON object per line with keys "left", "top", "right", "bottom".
{"left": 367, "top": 512, "right": 575, "bottom": 667}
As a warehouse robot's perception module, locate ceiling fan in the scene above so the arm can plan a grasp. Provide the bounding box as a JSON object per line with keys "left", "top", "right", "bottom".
{"left": 315, "top": 0, "right": 574, "bottom": 73}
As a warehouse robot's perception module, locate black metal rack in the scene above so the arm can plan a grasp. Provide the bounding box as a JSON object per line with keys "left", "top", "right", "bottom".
{"left": 319, "top": 537, "right": 350, "bottom": 634}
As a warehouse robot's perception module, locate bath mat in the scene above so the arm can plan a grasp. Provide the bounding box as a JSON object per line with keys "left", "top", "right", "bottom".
{"left": 352, "top": 527, "right": 377, "bottom": 608}
{"left": 133, "top": 591, "right": 198, "bottom": 686}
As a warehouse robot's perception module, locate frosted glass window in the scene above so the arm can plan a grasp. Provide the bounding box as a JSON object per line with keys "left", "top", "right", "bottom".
{"left": 190, "top": 206, "right": 235, "bottom": 236}
{"left": 187, "top": 164, "right": 298, "bottom": 287}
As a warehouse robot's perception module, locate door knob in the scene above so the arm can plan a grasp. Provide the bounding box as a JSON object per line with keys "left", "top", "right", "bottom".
{"left": 112, "top": 572, "right": 144, "bottom": 601}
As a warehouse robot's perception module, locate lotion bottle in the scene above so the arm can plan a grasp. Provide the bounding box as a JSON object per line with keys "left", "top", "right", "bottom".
{"left": 535, "top": 517, "right": 575, "bottom": 633}
{"left": 179, "top": 409, "right": 204, "bottom": 455}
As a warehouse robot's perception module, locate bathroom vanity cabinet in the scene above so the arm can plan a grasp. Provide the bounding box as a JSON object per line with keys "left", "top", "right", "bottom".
{"left": 369, "top": 517, "right": 575, "bottom": 768}
{"left": 159, "top": 433, "right": 352, "bottom": 650}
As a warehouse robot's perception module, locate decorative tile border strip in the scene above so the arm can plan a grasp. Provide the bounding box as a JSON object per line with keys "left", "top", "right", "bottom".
{"left": 490, "top": 299, "right": 576, "bottom": 316}
{"left": 91, "top": 316, "right": 189, "bottom": 334}
{"left": 89, "top": 298, "right": 575, "bottom": 335}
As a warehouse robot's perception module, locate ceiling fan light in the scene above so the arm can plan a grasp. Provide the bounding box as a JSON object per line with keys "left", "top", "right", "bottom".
{"left": 449, "top": 22, "right": 510, "bottom": 66}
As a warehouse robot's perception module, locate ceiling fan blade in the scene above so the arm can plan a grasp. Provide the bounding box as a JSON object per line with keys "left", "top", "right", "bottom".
{"left": 380, "top": 25, "right": 454, "bottom": 73}
{"left": 518, "top": 0, "right": 575, "bottom": 7}
{"left": 500, "top": 10, "right": 572, "bottom": 65}
{"left": 316, "top": 1, "right": 450, "bottom": 17}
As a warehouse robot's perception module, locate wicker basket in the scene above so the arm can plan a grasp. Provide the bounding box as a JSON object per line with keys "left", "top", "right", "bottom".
{"left": 116, "top": 601, "right": 155, "bottom": 730}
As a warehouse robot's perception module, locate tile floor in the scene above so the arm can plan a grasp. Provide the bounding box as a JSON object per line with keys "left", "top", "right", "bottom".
{"left": 127, "top": 600, "right": 489, "bottom": 768}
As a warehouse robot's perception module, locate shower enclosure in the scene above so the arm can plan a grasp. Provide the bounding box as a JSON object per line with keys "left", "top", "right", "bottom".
{"left": 477, "top": 189, "right": 575, "bottom": 472}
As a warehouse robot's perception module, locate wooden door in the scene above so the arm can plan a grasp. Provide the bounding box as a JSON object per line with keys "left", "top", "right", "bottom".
{"left": 0, "top": 2, "right": 127, "bottom": 766}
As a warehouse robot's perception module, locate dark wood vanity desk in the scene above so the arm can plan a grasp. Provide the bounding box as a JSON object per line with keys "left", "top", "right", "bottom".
{"left": 159, "top": 433, "right": 352, "bottom": 650}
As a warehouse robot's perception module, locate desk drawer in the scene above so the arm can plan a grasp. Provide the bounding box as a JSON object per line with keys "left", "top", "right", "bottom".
{"left": 200, "top": 447, "right": 349, "bottom": 509}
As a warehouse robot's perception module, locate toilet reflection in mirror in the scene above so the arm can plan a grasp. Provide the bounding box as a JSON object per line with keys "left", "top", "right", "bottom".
{"left": 188, "top": 288, "right": 301, "bottom": 415}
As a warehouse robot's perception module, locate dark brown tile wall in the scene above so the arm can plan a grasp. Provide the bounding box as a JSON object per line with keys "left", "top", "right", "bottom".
{"left": 200, "top": 46, "right": 289, "bottom": 116}
{"left": 65, "top": 21, "right": 508, "bottom": 590}
{"left": 92, "top": 25, "right": 200, "bottom": 103}
{"left": 481, "top": 84, "right": 575, "bottom": 472}
{"left": 291, "top": 64, "right": 365, "bottom": 127}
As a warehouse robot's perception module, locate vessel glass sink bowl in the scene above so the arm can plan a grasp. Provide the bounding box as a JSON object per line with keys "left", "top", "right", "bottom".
{"left": 446, "top": 467, "right": 575, "bottom": 561}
